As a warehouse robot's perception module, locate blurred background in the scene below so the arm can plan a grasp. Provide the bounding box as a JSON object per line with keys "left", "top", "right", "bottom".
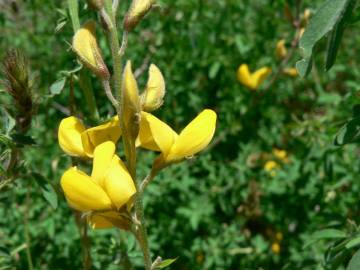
{"left": 1, "top": 0, "right": 360, "bottom": 269}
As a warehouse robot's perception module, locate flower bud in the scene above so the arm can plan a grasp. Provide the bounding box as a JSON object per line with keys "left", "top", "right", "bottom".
{"left": 141, "top": 64, "right": 165, "bottom": 112}
{"left": 122, "top": 61, "right": 141, "bottom": 140}
{"left": 72, "top": 20, "right": 109, "bottom": 79}
{"left": 87, "top": 0, "right": 103, "bottom": 10}
{"left": 124, "top": 0, "right": 155, "bottom": 32}
{"left": 276, "top": 39, "right": 287, "bottom": 59}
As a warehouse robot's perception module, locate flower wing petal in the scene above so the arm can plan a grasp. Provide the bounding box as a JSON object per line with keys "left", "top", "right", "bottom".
{"left": 91, "top": 141, "right": 116, "bottom": 186}
{"left": 165, "top": 109, "right": 217, "bottom": 162}
{"left": 81, "top": 116, "right": 121, "bottom": 157}
{"left": 103, "top": 156, "right": 136, "bottom": 210}
{"left": 136, "top": 111, "right": 177, "bottom": 154}
{"left": 60, "top": 167, "right": 112, "bottom": 211}
{"left": 58, "top": 116, "right": 86, "bottom": 157}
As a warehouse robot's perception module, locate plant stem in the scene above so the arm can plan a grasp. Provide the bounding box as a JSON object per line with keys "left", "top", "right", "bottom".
{"left": 67, "top": 0, "right": 99, "bottom": 121}
{"left": 24, "top": 184, "right": 34, "bottom": 270}
{"left": 103, "top": 2, "right": 152, "bottom": 269}
{"left": 134, "top": 196, "right": 152, "bottom": 270}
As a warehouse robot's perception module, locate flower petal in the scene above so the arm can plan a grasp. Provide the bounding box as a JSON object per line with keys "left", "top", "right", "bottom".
{"left": 237, "top": 64, "right": 254, "bottom": 89}
{"left": 165, "top": 109, "right": 217, "bottom": 162}
{"left": 252, "top": 67, "right": 271, "bottom": 88}
{"left": 103, "top": 156, "right": 136, "bottom": 210}
{"left": 89, "top": 211, "right": 131, "bottom": 230}
{"left": 91, "top": 141, "right": 115, "bottom": 186}
{"left": 136, "top": 111, "right": 178, "bottom": 154}
{"left": 60, "top": 167, "right": 112, "bottom": 211}
{"left": 81, "top": 116, "right": 121, "bottom": 157}
{"left": 141, "top": 64, "right": 166, "bottom": 112}
{"left": 58, "top": 116, "right": 86, "bottom": 157}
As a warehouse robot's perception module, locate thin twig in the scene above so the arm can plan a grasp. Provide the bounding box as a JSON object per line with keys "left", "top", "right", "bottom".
{"left": 139, "top": 168, "right": 157, "bottom": 194}
{"left": 118, "top": 31, "right": 128, "bottom": 57}
{"left": 102, "top": 79, "right": 119, "bottom": 108}
{"left": 112, "top": 0, "right": 119, "bottom": 13}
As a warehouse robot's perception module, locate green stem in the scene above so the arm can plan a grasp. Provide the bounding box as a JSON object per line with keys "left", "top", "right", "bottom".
{"left": 103, "top": 2, "right": 152, "bottom": 269}
{"left": 67, "top": 0, "right": 80, "bottom": 31}
{"left": 134, "top": 196, "right": 152, "bottom": 270}
{"left": 24, "top": 185, "right": 34, "bottom": 270}
{"left": 67, "top": 0, "right": 99, "bottom": 121}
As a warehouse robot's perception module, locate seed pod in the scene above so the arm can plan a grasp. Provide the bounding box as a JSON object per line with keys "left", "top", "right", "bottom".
{"left": 141, "top": 64, "right": 165, "bottom": 112}
{"left": 72, "top": 20, "right": 109, "bottom": 79}
{"left": 124, "top": 0, "right": 155, "bottom": 32}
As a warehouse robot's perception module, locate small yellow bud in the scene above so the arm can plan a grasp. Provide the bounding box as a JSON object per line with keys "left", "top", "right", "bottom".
{"left": 276, "top": 39, "right": 287, "bottom": 59}
{"left": 72, "top": 21, "right": 109, "bottom": 79}
{"left": 122, "top": 61, "right": 141, "bottom": 140}
{"left": 87, "top": 0, "right": 103, "bottom": 10}
{"left": 141, "top": 64, "right": 166, "bottom": 112}
{"left": 124, "top": 0, "right": 155, "bottom": 31}
{"left": 264, "top": 160, "right": 278, "bottom": 172}
{"left": 271, "top": 242, "right": 281, "bottom": 254}
{"left": 303, "top": 9, "right": 311, "bottom": 25}
{"left": 283, "top": 67, "right": 298, "bottom": 77}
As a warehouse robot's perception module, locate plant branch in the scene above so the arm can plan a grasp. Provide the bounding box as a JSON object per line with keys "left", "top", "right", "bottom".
{"left": 102, "top": 79, "right": 119, "bottom": 107}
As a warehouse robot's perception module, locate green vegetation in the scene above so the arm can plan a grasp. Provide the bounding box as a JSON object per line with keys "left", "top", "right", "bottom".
{"left": 1, "top": 0, "right": 360, "bottom": 269}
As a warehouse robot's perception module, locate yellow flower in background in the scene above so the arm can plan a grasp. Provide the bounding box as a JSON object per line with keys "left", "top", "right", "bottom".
{"left": 283, "top": 67, "right": 298, "bottom": 77}
{"left": 264, "top": 160, "right": 278, "bottom": 177}
{"left": 276, "top": 39, "right": 287, "bottom": 59}
{"left": 271, "top": 242, "right": 281, "bottom": 254}
{"left": 136, "top": 109, "right": 217, "bottom": 168}
{"left": 60, "top": 141, "right": 136, "bottom": 229}
{"left": 72, "top": 20, "right": 109, "bottom": 79}
{"left": 273, "top": 148, "right": 289, "bottom": 163}
{"left": 237, "top": 64, "right": 271, "bottom": 90}
{"left": 58, "top": 116, "right": 121, "bottom": 158}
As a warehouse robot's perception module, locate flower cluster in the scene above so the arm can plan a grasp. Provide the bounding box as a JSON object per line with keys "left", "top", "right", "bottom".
{"left": 58, "top": 43, "right": 217, "bottom": 229}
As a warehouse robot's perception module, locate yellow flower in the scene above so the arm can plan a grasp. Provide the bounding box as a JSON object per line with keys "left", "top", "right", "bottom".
{"left": 237, "top": 64, "right": 271, "bottom": 90}
{"left": 58, "top": 116, "right": 121, "bottom": 158}
{"left": 141, "top": 64, "right": 166, "bottom": 112}
{"left": 72, "top": 21, "right": 109, "bottom": 79}
{"left": 271, "top": 242, "right": 281, "bottom": 254}
{"left": 276, "top": 39, "right": 287, "bottom": 59}
{"left": 273, "top": 148, "right": 289, "bottom": 163}
{"left": 283, "top": 67, "right": 298, "bottom": 77}
{"left": 136, "top": 109, "right": 217, "bottom": 168}
{"left": 60, "top": 141, "right": 136, "bottom": 229}
{"left": 264, "top": 160, "right": 279, "bottom": 177}
{"left": 58, "top": 116, "right": 87, "bottom": 157}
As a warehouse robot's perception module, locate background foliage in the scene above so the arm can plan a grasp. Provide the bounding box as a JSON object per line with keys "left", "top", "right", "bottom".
{"left": 1, "top": 0, "right": 360, "bottom": 269}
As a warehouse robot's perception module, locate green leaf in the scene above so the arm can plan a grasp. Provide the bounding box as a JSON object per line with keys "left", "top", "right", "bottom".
{"left": 334, "top": 117, "right": 360, "bottom": 146}
{"left": 0, "top": 135, "right": 14, "bottom": 148}
{"left": 32, "top": 172, "right": 58, "bottom": 209}
{"left": 347, "top": 249, "right": 360, "bottom": 270}
{"left": 209, "top": 62, "right": 221, "bottom": 79}
{"left": 325, "top": 0, "right": 356, "bottom": 71}
{"left": 304, "top": 229, "right": 347, "bottom": 248}
{"left": 155, "top": 258, "right": 178, "bottom": 269}
{"left": 50, "top": 77, "right": 67, "bottom": 95}
{"left": 296, "top": 0, "right": 353, "bottom": 77}
{"left": 346, "top": 236, "right": 360, "bottom": 250}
